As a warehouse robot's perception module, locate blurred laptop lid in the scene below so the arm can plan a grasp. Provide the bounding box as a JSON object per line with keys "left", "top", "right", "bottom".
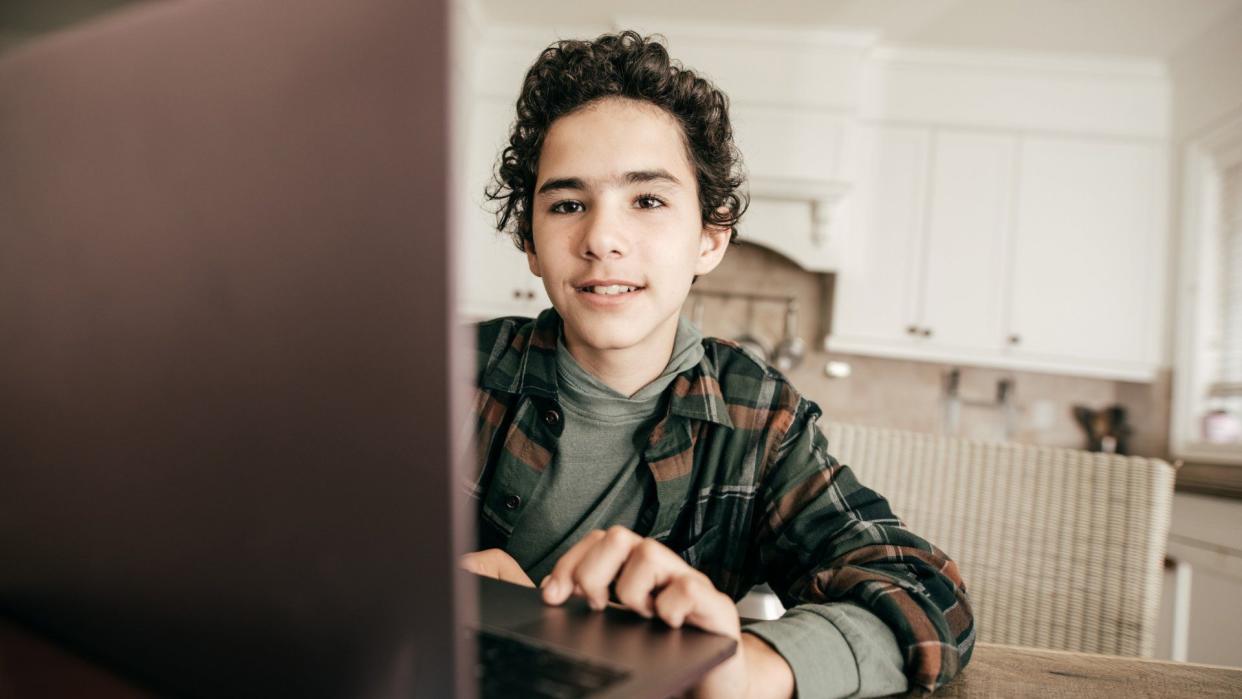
{"left": 0, "top": 0, "right": 467, "bottom": 696}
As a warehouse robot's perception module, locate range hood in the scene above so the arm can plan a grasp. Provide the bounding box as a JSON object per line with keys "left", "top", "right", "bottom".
{"left": 741, "top": 175, "right": 852, "bottom": 273}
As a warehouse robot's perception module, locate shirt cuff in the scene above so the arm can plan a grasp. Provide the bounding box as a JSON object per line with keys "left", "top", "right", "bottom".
{"left": 743, "top": 603, "right": 907, "bottom": 699}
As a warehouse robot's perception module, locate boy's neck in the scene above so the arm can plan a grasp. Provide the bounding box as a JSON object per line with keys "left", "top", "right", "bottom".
{"left": 562, "top": 319, "right": 678, "bottom": 398}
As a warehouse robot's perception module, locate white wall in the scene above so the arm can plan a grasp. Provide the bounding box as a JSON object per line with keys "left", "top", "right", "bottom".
{"left": 1170, "top": 6, "right": 1242, "bottom": 143}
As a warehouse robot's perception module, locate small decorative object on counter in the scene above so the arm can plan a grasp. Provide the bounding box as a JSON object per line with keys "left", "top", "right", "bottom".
{"left": 1202, "top": 402, "right": 1242, "bottom": 444}
{"left": 823, "top": 360, "right": 851, "bottom": 379}
{"left": 1072, "top": 404, "right": 1133, "bottom": 454}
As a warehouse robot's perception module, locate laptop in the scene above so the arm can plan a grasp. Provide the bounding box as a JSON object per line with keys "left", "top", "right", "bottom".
{"left": 0, "top": 1, "right": 736, "bottom": 697}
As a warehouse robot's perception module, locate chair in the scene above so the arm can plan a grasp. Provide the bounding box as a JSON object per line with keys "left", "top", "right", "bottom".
{"left": 820, "top": 422, "right": 1176, "bottom": 658}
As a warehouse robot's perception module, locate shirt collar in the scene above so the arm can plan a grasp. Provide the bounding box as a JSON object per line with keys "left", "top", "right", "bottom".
{"left": 479, "top": 308, "right": 561, "bottom": 400}
{"left": 480, "top": 307, "right": 734, "bottom": 429}
{"left": 665, "top": 353, "right": 734, "bottom": 429}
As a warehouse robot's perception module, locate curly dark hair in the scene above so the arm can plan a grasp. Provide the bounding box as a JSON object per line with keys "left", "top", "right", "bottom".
{"left": 485, "top": 30, "right": 747, "bottom": 252}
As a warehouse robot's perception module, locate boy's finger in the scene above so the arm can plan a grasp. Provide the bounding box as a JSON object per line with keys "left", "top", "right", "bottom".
{"left": 571, "top": 527, "right": 643, "bottom": 610}
{"left": 612, "top": 538, "right": 684, "bottom": 615}
{"left": 498, "top": 562, "right": 535, "bottom": 587}
{"left": 653, "top": 574, "right": 739, "bottom": 638}
{"left": 612, "top": 552, "right": 666, "bottom": 618}
{"left": 684, "top": 584, "right": 742, "bottom": 639}
{"left": 542, "top": 529, "right": 607, "bottom": 604}
{"left": 458, "top": 554, "right": 486, "bottom": 576}
{"left": 653, "top": 575, "right": 699, "bottom": 628}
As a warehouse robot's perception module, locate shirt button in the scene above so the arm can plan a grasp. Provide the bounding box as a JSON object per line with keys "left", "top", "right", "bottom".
{"left": 504, "top": 494, "right": 522, "bottom": 510}
{"left": 543, "top": 409, "right": 561, "bottom": 428}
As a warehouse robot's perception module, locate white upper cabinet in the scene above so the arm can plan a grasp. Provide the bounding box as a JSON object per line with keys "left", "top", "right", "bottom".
{"left": 832, "top": 128, "right": 1166, "bottom": 379}
{"left": 832, "top": 125, "right": 928, "bottom": 347}
{"left": 830, "top": 48, "right": 1169, "bottom": 381}
{"left": 831, "top": 125, "right": 1164, "bottom": 380}
{"left": 832, "top": 127, "right": 1018, "bottom": 364}
{"left": 1007, "top": 136, "right": 1164, "bottom": 377}
{"left": 919, "top": 131, "right": 1016, "bottom": 355}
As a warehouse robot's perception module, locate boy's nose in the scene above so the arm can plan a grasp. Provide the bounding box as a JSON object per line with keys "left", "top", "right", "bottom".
{"left": 580, "top": 208, "right": 628, "bottom": 260}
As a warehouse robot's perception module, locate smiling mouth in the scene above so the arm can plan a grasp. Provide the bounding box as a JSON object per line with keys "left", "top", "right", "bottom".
{"left": 575, "top": 284, "right": 645, "bottom": 296}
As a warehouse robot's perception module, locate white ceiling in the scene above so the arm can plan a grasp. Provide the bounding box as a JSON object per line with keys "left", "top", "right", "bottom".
{"left": 475, "top": 0, "right": 1242, "bottom": 60}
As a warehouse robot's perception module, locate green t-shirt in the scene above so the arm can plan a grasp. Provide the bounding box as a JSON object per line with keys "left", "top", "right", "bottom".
{"left": 504, "top": 315, "right": 705, "bottom": 580}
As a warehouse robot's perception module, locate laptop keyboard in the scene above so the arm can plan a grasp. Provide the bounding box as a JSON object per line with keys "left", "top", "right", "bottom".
{"left": 477, "top": 628, "right": 630, "bottom": 698}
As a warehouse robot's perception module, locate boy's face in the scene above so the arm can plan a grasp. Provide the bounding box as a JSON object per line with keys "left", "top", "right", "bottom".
{"left": 526, "top": 97, "right": 730, "bottom": 362}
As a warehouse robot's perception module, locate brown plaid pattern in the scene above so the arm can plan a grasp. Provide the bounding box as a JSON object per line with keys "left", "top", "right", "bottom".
{"left": 468, "top": 309, "right": 974, "bottom": 691}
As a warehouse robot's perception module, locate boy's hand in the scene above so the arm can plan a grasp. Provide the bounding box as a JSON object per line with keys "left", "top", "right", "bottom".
{"left": 460, "top": 548, "right": 535, "bottom": 588}
{"left": 540, "top": 526, "right": 793, "bottom": 699}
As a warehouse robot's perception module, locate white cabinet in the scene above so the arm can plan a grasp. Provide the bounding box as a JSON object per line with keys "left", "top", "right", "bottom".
{"left": 920, "top": 131, "right": 1015, "bottom": 354}
{"left": 831, "top": 125, "right": 929, "bottom": 349}
{"left": 1007, "top": 136, "right": 1163, "bottom": 377}
{"left": 831, "top": 126, "right": 1164, "bottom": 381}
{"left": 457, "top": 96, "right": 550, "bottom": 322}
{"left": 1156, "top": 492, "right": 1242, "bottom": 667}
{"left": 832, "top": 126, "right": 1016, "bottom": 365}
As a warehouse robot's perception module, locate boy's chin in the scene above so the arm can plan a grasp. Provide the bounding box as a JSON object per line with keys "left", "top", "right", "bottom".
{"left": 562, "top": 316, "right": 660, "bottom": 353}
{"left": 569, "top": 326, "right": 649, "bottom": 352}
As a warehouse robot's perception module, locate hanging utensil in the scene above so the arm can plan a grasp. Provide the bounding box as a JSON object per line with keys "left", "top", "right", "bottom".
{"left": 733, "top": 299, "right": 769, "bottom": 362}
{"left": 772, "top": 300, "right": 806, "bottom": 372}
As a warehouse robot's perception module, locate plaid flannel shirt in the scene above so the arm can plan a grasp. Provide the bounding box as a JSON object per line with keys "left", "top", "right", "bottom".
{"left": 467, "top": 309, "right": 974, "bottom": 691}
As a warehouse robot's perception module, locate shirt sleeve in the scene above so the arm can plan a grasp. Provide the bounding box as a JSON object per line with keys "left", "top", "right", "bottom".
{"left": 744, "top": 602, "right": 907, "bottom": 699}
{"left": 753, "top": 394, "right": 975, "bottom": 692}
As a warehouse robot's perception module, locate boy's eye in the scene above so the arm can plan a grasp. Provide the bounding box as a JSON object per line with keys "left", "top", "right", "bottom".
{"left": 635, "top": 194, "right": 665, "bottom": 209}
{"left": 550, "top": 200, "right": 584, "bottom": 214}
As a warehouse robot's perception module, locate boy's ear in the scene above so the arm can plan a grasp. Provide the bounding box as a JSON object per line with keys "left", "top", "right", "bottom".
{"left": 525, "top": 245, "right": 542, "bottom": 278}
{"left": 694, "top": 222, "right": 731, "bottom": 276}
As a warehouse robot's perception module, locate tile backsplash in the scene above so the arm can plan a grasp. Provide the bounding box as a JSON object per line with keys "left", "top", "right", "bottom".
{"left": 690, "top": 242, "right": 1172, "bottom": 459}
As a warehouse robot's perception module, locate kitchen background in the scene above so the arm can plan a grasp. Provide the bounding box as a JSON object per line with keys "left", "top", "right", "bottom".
{"left": 452, "top": 0, "right": 1235, "bottom": 471}
{"left": 447, "top": 0, "right": 1242, "bottom": 667}
{"left": 694, "top": 242, "right": 1173, "bottom": 457}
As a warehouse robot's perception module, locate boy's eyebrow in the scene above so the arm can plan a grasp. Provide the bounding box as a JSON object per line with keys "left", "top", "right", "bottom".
{"left": 536, "top": 176, "right": 586, "bottom": 195}
{"left": 536, "top": 169, "right": 682, "bottom": 195}
{"left": 624, "top": 169, "right": 681, "bottom": 186}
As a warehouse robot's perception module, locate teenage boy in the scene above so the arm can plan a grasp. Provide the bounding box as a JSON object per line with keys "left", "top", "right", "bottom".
{"left": 462, "top": 31, "right": 973, "bottom": 699}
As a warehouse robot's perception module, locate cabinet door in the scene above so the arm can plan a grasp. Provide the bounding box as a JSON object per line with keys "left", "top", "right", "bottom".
{"left": 919, "top": 131, "right": 1015, "bottom": 353}
{"left": 831, "top": 126, "right": 929, "bottom": 349}
{"left": 1008, "top": 137, "right": 1161, "bottom": 371}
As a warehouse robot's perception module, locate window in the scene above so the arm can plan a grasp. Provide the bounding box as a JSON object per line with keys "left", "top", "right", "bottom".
{"left": 1173, "top": 120, "right": 1242, "bottom": 467}
{"left": 1215, "top": 164, "right": 1242, "bottom": 418}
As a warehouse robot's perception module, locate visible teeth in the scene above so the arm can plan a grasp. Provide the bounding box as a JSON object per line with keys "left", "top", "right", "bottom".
{"left": 587, "top": 285, "right": 638, "bottom": 295}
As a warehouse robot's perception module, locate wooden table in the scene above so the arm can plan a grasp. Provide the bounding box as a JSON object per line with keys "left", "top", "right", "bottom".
{"left": 5, "top": 617, "right": 1242, "bottom": 697}
{"left": 912, "top": 642, "right": 1242, "bottom": 697}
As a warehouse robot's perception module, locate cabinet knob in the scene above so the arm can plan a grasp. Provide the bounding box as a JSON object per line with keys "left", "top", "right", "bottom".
{"left": 906, "top": 325, "right": 918, "bottom": 335}
{"left": 920, "top": 328, "right": 933, "bottom": 338}
{"left": 526, "top": 290, "right": 535, "bottom": 300}
{"left": 1009, "top": 334, "right": 1021, "bottom": 345}
{"left": 512, "top": 289, "right": 522, "bottom": 300}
